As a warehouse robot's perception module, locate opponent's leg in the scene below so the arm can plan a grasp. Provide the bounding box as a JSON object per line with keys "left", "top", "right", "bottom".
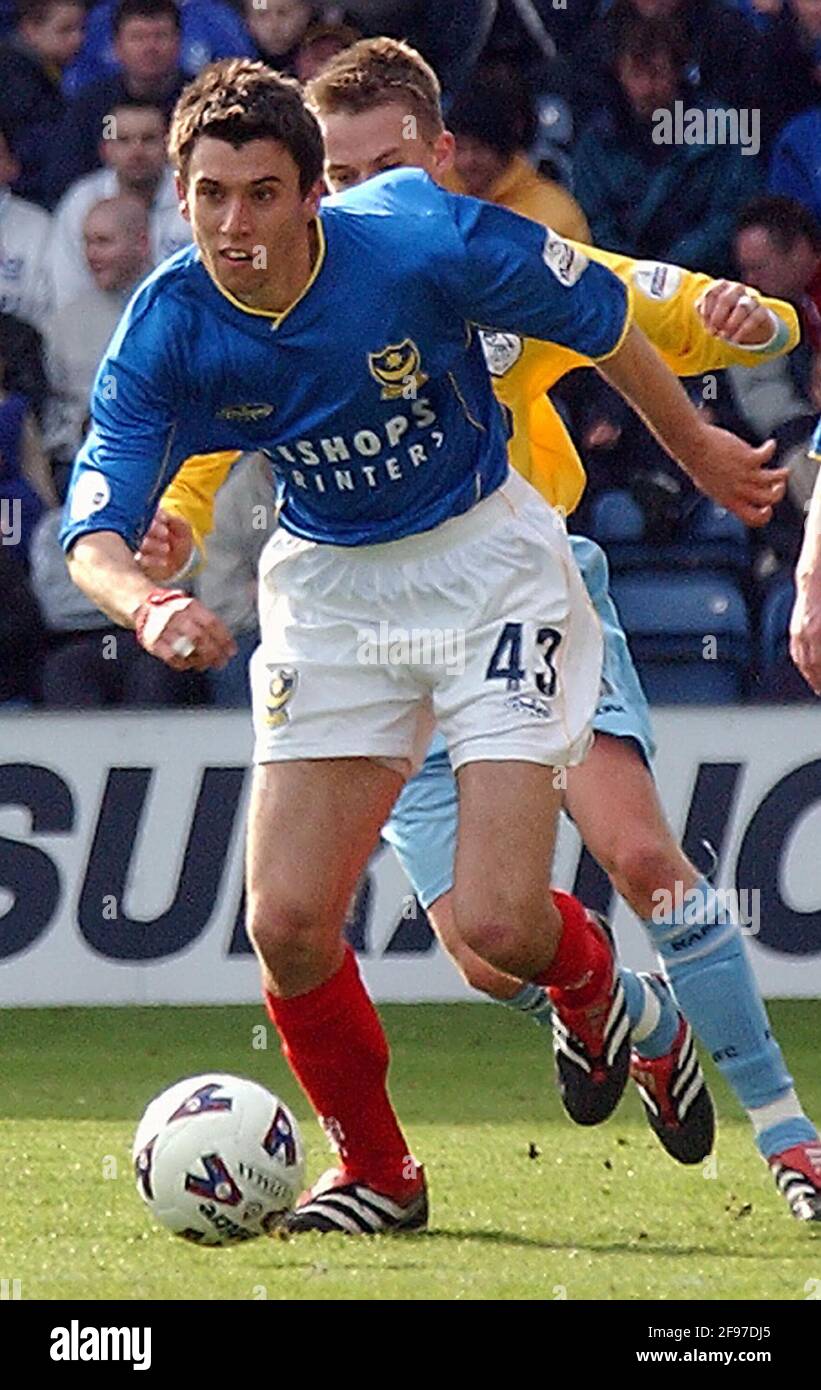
{"left": 382, "top": 734, "right": 680, "bottom": 1098}
{"left": 567, "top": 733, "right": 821, "bottom": 1217}
{"left": 247, "top": 757, "right": 427, "bottom": 1233}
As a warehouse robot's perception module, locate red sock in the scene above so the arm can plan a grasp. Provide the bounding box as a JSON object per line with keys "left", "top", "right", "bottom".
{"left": 535, "top": 890, "right": 611, "bottom": 1008}
{"left": 264, "top": 946, "right": 418, "bottom": 1200}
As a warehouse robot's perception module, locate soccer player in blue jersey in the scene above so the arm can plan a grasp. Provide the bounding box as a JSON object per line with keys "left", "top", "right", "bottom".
{"left": 62, "top": 59, "right": 787, "bottom": 1234}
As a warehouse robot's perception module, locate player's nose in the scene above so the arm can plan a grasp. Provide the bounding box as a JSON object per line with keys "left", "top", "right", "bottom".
{"left": 220, "top": 196, "right": 252, "bottom": 236}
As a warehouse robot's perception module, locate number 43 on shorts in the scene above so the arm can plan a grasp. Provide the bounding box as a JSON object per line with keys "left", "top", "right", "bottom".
{"left": 485, "top": 621, "right": 562, "bottom": 695}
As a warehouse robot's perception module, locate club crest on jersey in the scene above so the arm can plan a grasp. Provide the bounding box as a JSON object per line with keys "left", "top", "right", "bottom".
{"left": 480, "top": 331, "right": 524, "bottom": 378}
{"left": 368, "top": 339, "right": 428, "bottom": 399}
{"left": 215, "top": 402, "right": 274, "bottom": 422}
{"left": 265, "top": 668, "right": 297, "bottom": 728}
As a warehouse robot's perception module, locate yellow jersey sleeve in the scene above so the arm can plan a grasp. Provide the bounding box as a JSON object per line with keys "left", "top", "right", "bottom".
{"left": 488, "top": 246, "right": 799, "bottom": 515}
{"left": 159, "top": 450, "right": 241, "bottom": 558}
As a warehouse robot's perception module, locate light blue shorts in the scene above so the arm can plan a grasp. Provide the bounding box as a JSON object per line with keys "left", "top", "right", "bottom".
{"left": 381, "top": 535, "right": 655, "bottom": 908}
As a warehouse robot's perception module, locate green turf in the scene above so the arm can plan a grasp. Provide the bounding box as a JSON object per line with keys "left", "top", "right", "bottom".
{"left": 2, "top": 1001, "right": 820, "bottom": 1300}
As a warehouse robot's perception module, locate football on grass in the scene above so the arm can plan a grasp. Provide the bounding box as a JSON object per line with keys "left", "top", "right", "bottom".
{"left": 132, "top": 1073, "right": 305, "bottom": 1245}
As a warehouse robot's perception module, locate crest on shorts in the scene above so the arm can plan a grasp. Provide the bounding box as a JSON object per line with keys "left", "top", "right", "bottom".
{"left": 265, "top": 668, "right": 297, "bottom": 728}
{"left": 368, "top": 339, "right": 428, "bottom": 399}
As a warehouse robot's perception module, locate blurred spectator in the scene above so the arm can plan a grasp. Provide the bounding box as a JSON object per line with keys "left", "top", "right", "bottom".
{"left": 341, "top": 0, "right": 498, "bottom": 99}
{"left": 573, "top": 15, "right": 760, "bottom": 276}
{"left": 572, "top": 0, "right": 759, "bottom": 127}
{"left": 44, "top": 195, "right": 151, "bottom": 464}
{"left": 445, "top": 62, "right": 590, "bottom": 239}
{"left": 486, "top": 0, "right": 600, "bottom": 69}
{"left": 729, "top": 197, "right": 821, "bottom": 570}
{"left": 728, "top": 0, "right": 783, "bottom": 31}
{"left": 768, "top": 107, "right": 821, "bottom": 222}
{"left": 735, "top": 195, "right": 821, "bottom": 347}
{"left": 243, "top": 0, "right": 314, "bottom": 76}
{"left": 0, "top": 347, "right": 58, "bottom": 560}
{"left": 0, "top": 131, "right": 52, "bottom": 333}
{"left": 0, "top": 311, "right": 49, "bottom": 422}
{"left": 195, "top": 453, "right": 272, "bottom": 707}
{"left": 66, "top": 0, "right": 254, "bottom": 93}
{"left": 31, "top": 506, "right": 205, "bottom": 705}
{"left": 0, "top": 0, "right": 85, "bottom": 207}
{"left": 50, "top": 98, "right": 189, "bottom": 309}
{"left": 51, "top": 0, "right": 188, "bottom": 200}
{"left": 295, "top": 20, "right": 362, "bottom": 84}
{"left": 756, "top": 0, "right": 821, "bottom": 150}
{"left": 0, "top": 540, "right": 44, "bottom": 702}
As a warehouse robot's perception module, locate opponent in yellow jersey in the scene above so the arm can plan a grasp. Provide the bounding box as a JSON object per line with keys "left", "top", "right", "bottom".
{"left": 158, "top": 247, "right": 797, "bottom": 552}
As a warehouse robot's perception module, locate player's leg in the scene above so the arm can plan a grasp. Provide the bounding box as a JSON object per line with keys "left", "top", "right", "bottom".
{"left": 434, "top": 470, "right": 633, "bottom": 1123}
{"left": 383, "top": 733, "right": 675, "bottom": 1036}
{"left": 246, "top": 531, "right": 433, "bottom": 1235}
{"left": 566, "top": 536, "right": 821, "bottom": 1216}
{"left": 246, "top": 756, "right": 428, "bottom": 1232}
{"left": 567, "top": 735, "right": 821, "bottom": 1218}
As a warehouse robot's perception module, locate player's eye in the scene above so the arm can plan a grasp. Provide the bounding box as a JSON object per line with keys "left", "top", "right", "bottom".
{"left": 253, "top": 187, "right": 276, "bottom": 203}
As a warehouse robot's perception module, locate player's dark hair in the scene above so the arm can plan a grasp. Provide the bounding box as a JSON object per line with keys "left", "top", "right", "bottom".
{"left": 447, "top": 61, "right": 537, "bottom": 157}
{"left": 736, "top": 196, "right": 821, "bottom": 253}
{"left": 113, "top": 0, "right": 181, "bottom": 36}
{"left": 15, "top": 0, "right": 80, "bottom": 24}
{"left": 169, "top": 59, "right": 324, "bottom": 194}
{"left": 612, "top": 13, "right": 688, "bottom": 72}
{"left": 306, "top": 36, "right": 444, "bottom": 140}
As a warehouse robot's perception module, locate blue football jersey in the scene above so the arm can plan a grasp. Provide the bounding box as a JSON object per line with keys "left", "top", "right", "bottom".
{"left": 61, "top": 169, "right": 629, "bottom": 552}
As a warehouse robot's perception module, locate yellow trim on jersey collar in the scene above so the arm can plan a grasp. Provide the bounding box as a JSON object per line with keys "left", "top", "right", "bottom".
{"left": 208, "top": 218, "right": 326, "bottom": 325}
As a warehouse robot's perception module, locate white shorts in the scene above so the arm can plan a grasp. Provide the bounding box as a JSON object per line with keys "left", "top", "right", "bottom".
{"left": 251, "top": 469, "right": 603, "bottom": 773}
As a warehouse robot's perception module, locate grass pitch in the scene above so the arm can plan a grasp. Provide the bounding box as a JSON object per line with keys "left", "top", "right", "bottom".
{"left": 2, "top": 1001, "right": 820, "bottom": 1301}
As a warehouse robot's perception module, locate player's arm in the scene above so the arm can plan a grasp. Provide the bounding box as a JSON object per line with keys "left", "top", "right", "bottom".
{"left": 595, "top": 324, "right": 786, "bottom": 525}
{"left": 439, "top": 195, "right": 787, "bottom": 526}
{"left": 137, "top": 450, "right": 240, "bottom": 584}
{"left": 576, "top": 245, "right": 800, "bottom": 371}
{"left": 790, "top": 426, "right": 821, "bottom": 694}
{"left": 61, "top": 305, "right": 236, "bottom": 671}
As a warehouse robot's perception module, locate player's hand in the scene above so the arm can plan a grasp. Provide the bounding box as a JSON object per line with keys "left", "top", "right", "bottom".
{"left": 136, "top": 593, "right": 237, "bottom": 672}
{"left": 695, "top": 281, "right": 776, "bottom": 347}
{"left": 790, "top": 579, "right": 821, "bottom": 695}
{"left": 135, "top": 509, "right": 195, "bottom": 583}
{"left": 681, "top": 424, "right": 788, "bottom": 527}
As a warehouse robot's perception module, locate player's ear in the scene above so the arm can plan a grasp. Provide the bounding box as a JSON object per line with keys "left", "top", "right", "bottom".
{"left": 433, "top": 130, "right": 456, "bottom": 179}
{"left": 175, "top": 171, "right": 191, "bottom": 223}
{"left": 303, "top": 178, "right": 324, "bottom": 218}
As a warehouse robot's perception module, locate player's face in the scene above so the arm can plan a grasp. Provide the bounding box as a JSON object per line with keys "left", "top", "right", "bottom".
{"left": 179, "top": 136, "right": 321, "bottom": 305}
{"left": 321, "top": 103, "right": 454, "bottom": 194}
{"left": 735, "top": 226, "right": 813, "bottom": 300}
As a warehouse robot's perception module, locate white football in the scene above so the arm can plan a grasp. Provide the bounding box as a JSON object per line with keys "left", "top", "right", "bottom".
{"left": 132, "top": 1073, "right": 305, "bottom": 1245}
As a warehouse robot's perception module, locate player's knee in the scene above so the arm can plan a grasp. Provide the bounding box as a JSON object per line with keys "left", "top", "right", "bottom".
{"left": 456, "top": 890, "right": 560, "bottom": 975}
{"left": 246, "top": 895, "right": 332, "bottom": 980}
{"left": 607, "top": 836, "right": 684, "bottom": 919}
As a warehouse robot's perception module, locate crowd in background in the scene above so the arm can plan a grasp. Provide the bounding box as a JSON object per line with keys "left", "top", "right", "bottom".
{"left": 1, "top": 0, "right": 820, "bottom": 708}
